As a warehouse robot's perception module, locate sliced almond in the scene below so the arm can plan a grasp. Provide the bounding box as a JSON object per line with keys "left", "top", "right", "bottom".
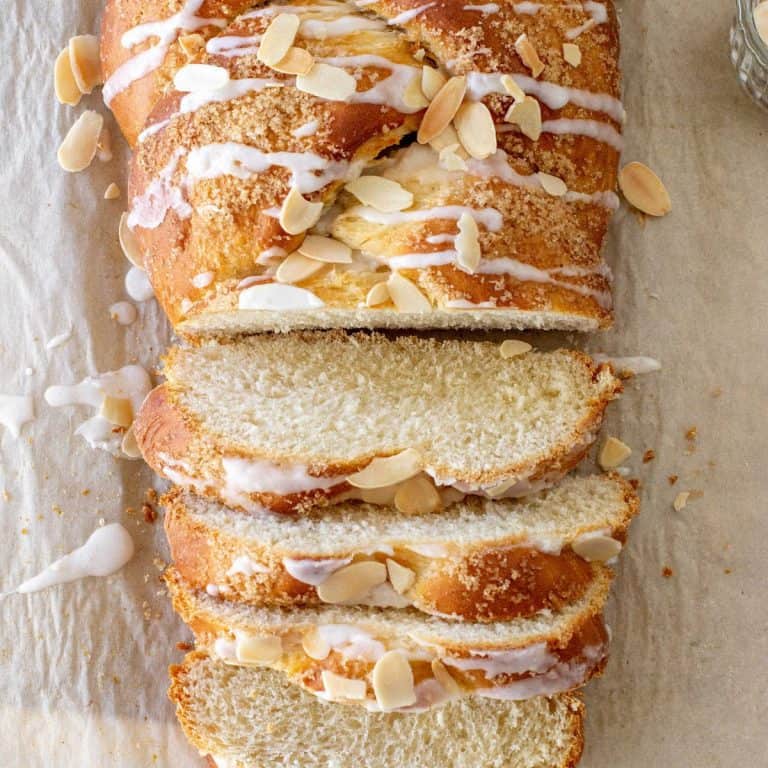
{"left": 486, "top": 478, "right": 519, "bottom": 498}
{"left": 515, "top": 33, "right": 545, "bottom": 77}
{"left": 454, "top": 102, "right": 497, "bottom": 160}
{"left": 57, "top": 110, "right": 104, "bottom": 173}
{"left": 572, "top": 534, "right": 622, "bottom": 562}
{"left": 417, "top": 75, "right": 467, "bottom": 144}
{"left": 429, "top": 124, "right": 461, "bottom": 152}
{"left": 119, "top": 212, "right": 144, "bottom": 268}
{"left": 365, "top": 281, "right": 390, "bottom": 307}
{"left": 179, "top": 33, "right": 206, "bottom": 59}
{"left": 421, "top": 65, "right": 447, "bottom": 100}
{"left": 455, "top": 211, "right": 481, "bottom": 273}
{"left": 673, "top": 491, "right": 690, "bottom": 512}
{"left": 100, "top": 396, "right": 133, "bottom": 428}
{"left": 618, "top": 162, "right": 671, "bottom": 217}
{"left": 275, "top": 252, "right": 326, "bottom": 284}
{"left": 387, "top": 272, "right": 431, "bottom": 313}
{"left": 298, "top": 235, "right": 352, "bottom": 263}
{"left": 438, "top": 143, "right": 468, "bottom": 172}
{"left": 394, "top": 475, "right": 442, "bottom": 515}
{"left": 500, "top": 339, "right": 532, "bottom": 358}
{"left": 756, "top": 2, "right": 768, "bottom": 45}
{"left": 271, "top": 46, "right": 315, "bottom": 75}
{"left": 356, "top": 484, "right": 399, "bottom": 505}
{"left": 279, "top": 187, "right": 323, "bottom": 235}
{"left": 504, "top": 96, "right": 542, "bottom": 141}
{"left": 598, "top": 437, "right": 632, "bottom": 469}
{"left": 96, "top": 127, "right": 113, "bottom": 162}
{"left": 54, "top": 48, "right": 82, "bottom": 106}
{"left": 104, "top": 183, "right": 121, "bottom": 200}
{"left": 345, "top": 176, "right": 413, "bottom": 213}
{"left": 431, "top": 659, "right": 462, "bottom": 696}
{"left": 316, "top": 561, "right": 388, "bottom": 603}
{"left": 174, "top": 63, "right": 230, "bottom": 92}
{"left": 321, "top": 670, "right": 367, "bottom": 700}
{"left": 302, "top": 628, "right": 331, "bottom": 660}
{"left": 372, "top": 651, "right": 416, "bottom": 711}
{"left": 400, "top": 74, "right": 427, "bottom": 110}
{"left": 500, "top": 73, "right": 526, "bottom": 103}
{"left": 296, "top": 63, "right": 356, "bottom": 101}
{"left": 562, "top": 42, "right": 582, "bottom": 67}
{"left": 386, "top": 559, "right": 416, "bottom": 594}
{"left": 68, "top": 35, "right": 102, "bottom": 94}
{"left": 120, "top": 426, "right": 142, "bottom": 459}
{"left": 235, "top": 633, "right": 283, "bottom": 665}
{"left": 538, "top": 172, "right": 568, "bottom": 197}
{"left": 257, "top": 13, "right": 300, "bottom": 66}
{"left": 347, "top": 448, "right": 423, "bottom": 489}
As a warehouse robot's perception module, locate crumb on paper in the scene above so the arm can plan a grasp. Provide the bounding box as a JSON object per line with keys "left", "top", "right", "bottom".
{"left": 142, "top": 502, "right": 157, "bottom": 524}
{"left": 153, "top": 556, "right": 166, "bottom": 572}
{"left": 20, "top": 528, "right": 28, "bottom": 535}
{"left": 2, "top": 489, "right": 10, "bottom": 502}
{"left": 662, "top": 566, "right": 673, "bottom": 578}
{"left": 81, "top": 488, "right": 90, "bottom": 496}
{"left": 711, "top": 387, "right": 723, "bottom": 398}
{"left": 673, "top": 491, "right": 690, "bottom": 511}
{"left": 176, "top": 641, "right": 194, "bottom": 651}
{"left": 685, "top": 427, "right": 697, "bottom": 442}
{"left": 628, "top": 478, "right": 640, "bottom": 490}
{"left": 668, "top": 474, "right": 679, "bottom": 485}
{"left": 145, "top": 488, "right": 159, "bottom": 505}
{"left": 53, "top": 504, "right": 63, "bottom": 515}
{"left": 724, "top": 568, "right": 732, "bottom": 575}
{"left": 642, "top": 449, "right": 656, "bottom": 463}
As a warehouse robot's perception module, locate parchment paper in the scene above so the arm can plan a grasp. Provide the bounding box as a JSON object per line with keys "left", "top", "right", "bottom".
{"left": 1, "top": 1, "right": 766, "bottom": 765}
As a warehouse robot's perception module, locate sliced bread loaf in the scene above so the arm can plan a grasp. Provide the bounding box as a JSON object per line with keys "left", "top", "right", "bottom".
{"left": 135, "top": 333, "right": 621, "bottom": 514}
{"left": 167, "top": 568, "right": 610, "bottom": 710}
{"left": 171, "top": 652, "right": 586, "bottom": 768}
{"left": 165, "top": 473, "right": 637, "bottom": 622}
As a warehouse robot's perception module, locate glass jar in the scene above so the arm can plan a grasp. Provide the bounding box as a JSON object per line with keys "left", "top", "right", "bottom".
{"left": 730, "top": 0, "right": 768, "bottom": 111}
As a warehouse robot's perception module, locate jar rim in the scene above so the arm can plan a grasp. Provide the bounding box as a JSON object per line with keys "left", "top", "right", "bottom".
{"left": 737, "top": 0, "right": 768, "bottom": 66}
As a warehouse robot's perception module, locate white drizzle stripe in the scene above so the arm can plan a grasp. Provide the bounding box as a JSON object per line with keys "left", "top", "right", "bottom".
{"left": 463, "top": 3, "right": 500, "bottom": 11}
{"left": 103, "top": 0, "right": 226, "bottom": 105}
{"left": 541, "top": 119, "right": 623, "bottom": 150}
{"left": 300, "top": 16, "right": 387, "bottom": 36}
{"left": 513, "top": 2, "right": 542, "bottom": 14}
{"left": 566, "top": 1, "right": 608, "bottom": 39}
{"left": 206, "top": 34, "right": 262, "bottom": 57}
{"left": 127, "top": 148, "right": 192, "bottom": 230}
{"left": 387, "top": 2, "right": 436, "bottom": 24}
{"left": 346, "top": 205, "right": 504, "bottom": 231}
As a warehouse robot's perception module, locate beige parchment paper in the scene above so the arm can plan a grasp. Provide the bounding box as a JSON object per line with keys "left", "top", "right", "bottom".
{"left": 0, "top": 0, "right": 766, "bottom": 766}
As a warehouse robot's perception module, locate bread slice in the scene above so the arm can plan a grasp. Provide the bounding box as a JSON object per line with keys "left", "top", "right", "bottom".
{"left": 165, "top": 473, "right": 637, "bottom": 622}
{"left": 171, "top": 652, "right": 586, "bottom": 768}
{"left": 135, "top": 333, "right": 621, "bottom": 514}
{"left": 167, "top": 567, "right": 610, "bottom": 709}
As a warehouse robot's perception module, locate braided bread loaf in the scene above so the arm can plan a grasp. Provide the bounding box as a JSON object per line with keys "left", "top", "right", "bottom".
{"left": 102, "top": 0, "right": 621, "bottom": 335}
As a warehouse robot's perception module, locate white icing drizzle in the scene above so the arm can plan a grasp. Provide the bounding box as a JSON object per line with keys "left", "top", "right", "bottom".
{"left": 125, "top": 266, "right": 155, "bottom": 302}
{"left": 0, "top": 395, "right": 35, "bottom": 438}
{"left": 387, "top": 2, "right": 436, "bottom": 24}
{"left": 406, "top": 543, "right": 450, "bottom": 558}
{"left": 14, "top": 524, "right": 134, "bottom": 593}
{"left": 103, "top": 0, "right": 226, "bottom": 105}
{"left": 127, "top": 148, "right": 192, "bottom": 230}
{"left": 463, "top": 3, "right": 500, "bottom": 12}
{"left": 226, "top": 556, "right": 269, "bottom": 577}
{"left": 222, "top": 457, "right": 343, "bottom": 497}
{"left": 238, "top": 283, "right": 326, "bottom": 310}
{"left": 292, "top": 119, "right": 320, "bottom": 138}
{"left": 444, "top": 299, "right": 497, "bottom": 309}
{"left": 591, "top": 355, "right": 662, "bottom": 375}
{"left": 45, "top": 365, "right": 152, "bottom": 456}
{"left": 192, "top": 271, "right": 215, "bottom": 289}
{"left": 513, "top": 2, "right": 542, "bottom": 14}
{"left": 283, "top": 557, "right": 352, "bottom": 585}
{"left": 301, "top": 15, "right": 387, "bottom": 37}
{"left": 345, "top": 204, "right": 504, "bottom": 231}
{"left": 566, "top": 1, "right": 608, "bottom": 39}
{"left": 206, "top": 34, "right": 262, "bottom": 58}
{"left": 242, "top": 5, "right": 351, "bottom": 19}
{"left": 317, "top": 624, "right": 386, "bottom": 661}
{"left": 539, "top": 118, "right": 623, "bottom": 150}
{"left": 442, "top": 642, "right": 556, "bottom": 678}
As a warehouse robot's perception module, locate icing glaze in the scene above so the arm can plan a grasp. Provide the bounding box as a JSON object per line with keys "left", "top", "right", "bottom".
{"left": 0, "top": 395, "right": 35, "bottom": 438}
{"left": 283, "top": 557, "right": 352, "bottom": 585}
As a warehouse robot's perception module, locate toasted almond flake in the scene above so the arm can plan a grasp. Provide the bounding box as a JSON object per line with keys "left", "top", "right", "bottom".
{"left": 357, "top": 485, "right": 399, "bottom": 505}
{"left": 417, "top": 75, "right": 467, "bottom": 144}
{"left": 421, "top": 65, "right": 447, "bottom": 100}
{"left": 302, "top": 629, "right": 331, "bottom": 660}
{"left": 599, "top": 437, "right": 632, "bottom": 469}
{"left": 387, "top": 272, "right": 431, "bottom": 313}
{"left": 386, "top": 559, "right": 416, "bottom": 594}
{"left": 54, "top": 48, "right": 81, "bottom": 106}
{"left": 429, "top": 124, "right": 461, "bottom": 152}
{"left": 538, "top": 172, "right": 568, "bottom": 197}
{"left": 504, "top": 96, "right": 542, "bottom": 141}
{"left": 100, "top": 396, "right": 133, "bottom": 428}
{"left": 500, "top": 339, "right": 532, "bottom": 358}
{"left": 454, "top": 101, "right": 497, "bottom": 160}
{"left": 348, "top": 448, "right": 423, "bottom": 489}
{"left": 57, "top": 110, "right": 104, "bottom": 173}
{"left": 455, "top": 211, "right": 481, "bottom": 273}
{"left": 275, "top": 252, "right": 326, "bottom": 284}
{"left": 296, "top": 63, "right": 356, "bottom": 101}
{"left": 365, "top": 281, "right": 390, "bottom": 307}
{"left": 372, "top": 651, "right": 416, "bottom": 711}
{"left": 96, "top": 127, "right": 113, "bottom": 162}
{"left": 236, "top": 633, "right": 283, "bottom": 665}
{"left": 756, "top": 2, "right": 768, "bottom": 45}
{"left": 618, "top": 162, "right": 672, "bottom": 217}
{"left": 345, "top": 176, "right": 413, "bottom": 213}
{"left": 403, "top": 74, "right": 430, "bottom": 109}
{"left": 572, "top": 535, "right": 622, "bottom": 562}
{"left": 104, "top": 183, "right": 121, "bottom": 200}
{"left": 179, "top": 33, "right": 206, "bottom": 59}
{"left": 298, "top": 235, "right": 352, "bottom": 263}
{"left": 316, "top": 561, "right": 388, "bottom": 603}
{"left": 414, "top": 48, "right": 426, "bottom": 61}
{"left": 673, "top": 491, "right": 690, "bottom": 512}
{"left": 394, "top": 475, "right": 442, "bottom": 515}
{"left": 321, "top": 670, "right": 367, "bottom": 700}
{"left": 258, "top": 13, "right": 300, "bottom": 66}
{"left": 271, "top": 46, "right": 315, "bottom": 75}
{"left": 431, "top": 659, "right": 461, "bottom": 695}
{"left": 486, "top": 478, "right": 518, "bottom": 498}
{"left": 515, "top": 33, "right": 544, "bottom": 77}
{"left": 119, "top": 212, "right": 144, "bottom": 268}
{"left": 438, "top": 143, "right": 467, "bottom": 171}
{"left": 68, "top": 35, "right": 102, "bottom": 94}
{"left": 279, "top": 187, "right": 323, "bottom": 235}
{"left": 174, "top": 63, "right": 230, "bottom": 92}
{"left": 500, "top": 73, "right": 525, "bottom": 103}
{"left": 563, "top": 42, "right": 582, "bottom": 67}
{"left": 121, "top": 426, "right": 142, "bottom": 459}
